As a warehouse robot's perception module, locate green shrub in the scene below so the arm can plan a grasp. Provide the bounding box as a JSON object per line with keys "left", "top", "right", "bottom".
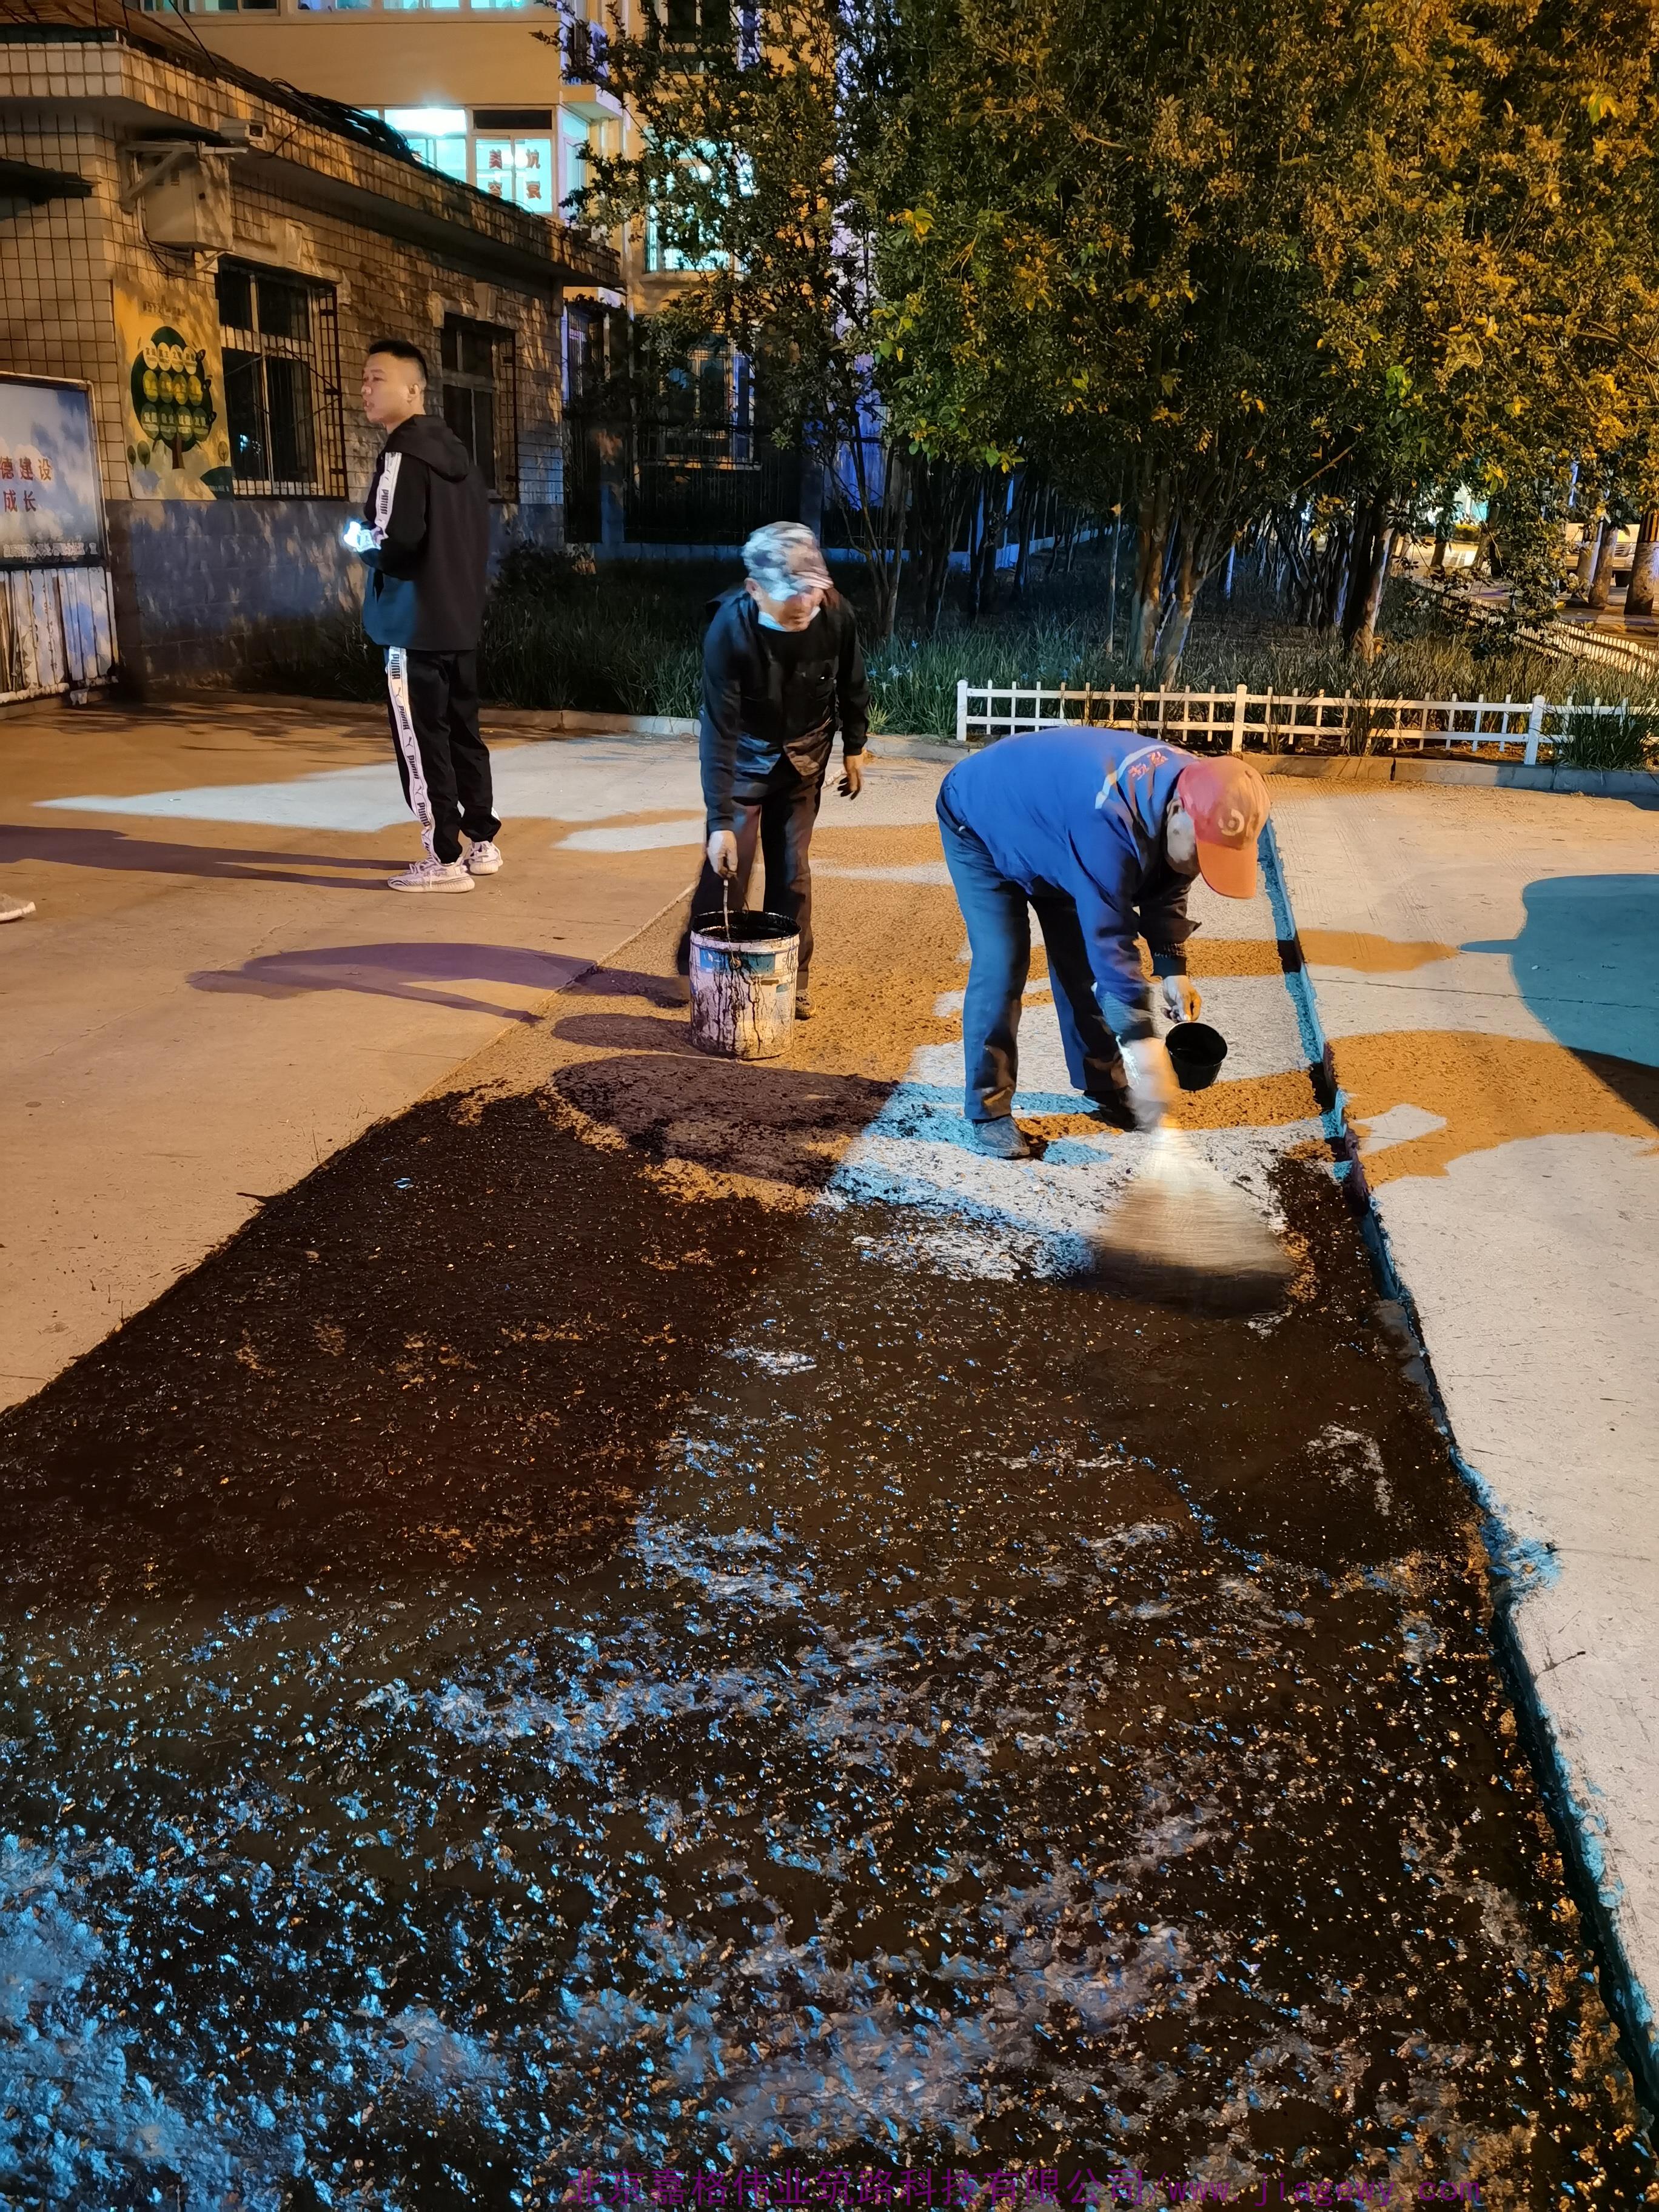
{"left": 243, "top": 542, "right": 1659, "bottom": 744}
{"left": 1549, "top": 708, "right": 1659, "bottom": 771}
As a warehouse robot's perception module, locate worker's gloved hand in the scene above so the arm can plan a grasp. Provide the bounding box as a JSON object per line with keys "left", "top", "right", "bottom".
{"left": 706, "top": 830, "right": 740, "bottom": 879}
{"left": 838, "top": 754, "right": 865, "bottom": 800}
{"left": 340, "top": 518, "right": 377, "bottom": 555}
{"left": 1120, "top": 1037, "right": 1177, "bottom": 1130}
{"left": 1161, "top": 974, "right": 1202, "bottom": 1024}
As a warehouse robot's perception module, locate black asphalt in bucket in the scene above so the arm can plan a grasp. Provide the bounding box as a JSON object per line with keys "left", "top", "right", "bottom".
{"left": 688, "top": 908, "right": 800, "bottom": 1061}
{"left": 1165, "top": 1019, "right": 1229, "bottom": 1091}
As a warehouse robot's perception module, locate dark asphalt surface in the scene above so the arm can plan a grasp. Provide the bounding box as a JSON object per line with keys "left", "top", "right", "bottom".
{"left": 0, "top": 1077, "right": 1654, "bottom": 2210}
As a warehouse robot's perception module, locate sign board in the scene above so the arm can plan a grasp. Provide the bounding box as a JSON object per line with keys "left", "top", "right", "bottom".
{"left": 0, "top": 376, "right": 104, "bottom": 564}
{"left": 112, "top": 280, "right": 233, "bottom": 501}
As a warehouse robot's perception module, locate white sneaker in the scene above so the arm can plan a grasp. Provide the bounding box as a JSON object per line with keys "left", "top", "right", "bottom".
{"left": 466, "top": 840, "right": 504, "bottom": 876}
{"left": 0, "top": 894, "right": 35, "bottom": 923}
{"left": 387, "top": 856, "right": 474, "bottom": 894}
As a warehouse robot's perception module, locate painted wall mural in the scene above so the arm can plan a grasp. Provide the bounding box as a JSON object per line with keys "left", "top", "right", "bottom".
{"left": 113, "top": 282, "right": 233, "bottom": 500}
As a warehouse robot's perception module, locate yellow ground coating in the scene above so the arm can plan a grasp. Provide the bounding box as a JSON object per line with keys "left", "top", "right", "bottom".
{"left": 1300, "top": 930, "right": 1463, "bottom": 973}
{"left": 1336, "top": 1031, "right": 1659, "bottom": 1184}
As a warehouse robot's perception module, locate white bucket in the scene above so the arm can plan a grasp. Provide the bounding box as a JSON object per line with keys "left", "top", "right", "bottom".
{"left": 688, "top": 909, "right": 800, "bottom": 1060}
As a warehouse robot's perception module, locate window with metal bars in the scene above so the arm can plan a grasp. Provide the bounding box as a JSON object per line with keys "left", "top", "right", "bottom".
{"left": 215, "top": 262, "right": 346, "bottom": 498}
{"left": 439, "top": 317, "right": 518, "bottom": 499}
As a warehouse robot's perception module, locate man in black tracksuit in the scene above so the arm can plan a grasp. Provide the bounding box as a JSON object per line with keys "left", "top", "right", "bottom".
{"left": 348, "top": 337, "right": 497, "bottom": 894}
{"left": 693, "top": 521, "right": 870, "bottom": 1017}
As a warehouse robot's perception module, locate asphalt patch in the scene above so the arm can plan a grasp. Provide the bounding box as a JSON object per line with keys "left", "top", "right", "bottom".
{"left": 0, "top": 1080, "right": 1653, "bottom": 2209}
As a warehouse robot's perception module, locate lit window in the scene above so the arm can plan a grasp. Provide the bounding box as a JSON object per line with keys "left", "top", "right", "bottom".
{"left": 383, "top": 106, "right": 470, "bottom": 178}
{"left": 645, "top": 145, "right": 726, "bottom": 272}
{"left": 559, "top": 113, "right": 591, "bottom": 212}
{"left": 475, "top": 136, "right": 554, "bottom": 213}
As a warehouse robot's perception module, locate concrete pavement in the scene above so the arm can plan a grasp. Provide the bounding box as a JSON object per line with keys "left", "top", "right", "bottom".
{"left": 0, "top": 697, "right": 714, "bottom": 1407}
{"left": 1271, "top": 781, "right": 1659, "bottom": 2085}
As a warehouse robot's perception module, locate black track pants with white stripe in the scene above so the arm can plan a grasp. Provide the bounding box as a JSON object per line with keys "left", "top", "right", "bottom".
{"left": 384, "top": 646, "right": 499, "bottom": 863}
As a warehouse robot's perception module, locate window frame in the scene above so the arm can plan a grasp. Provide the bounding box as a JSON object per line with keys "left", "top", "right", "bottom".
{"left": 438, "top": 315, "right": 519, "bottom": 501}
{"left": 215, "top": 259, "right": 347, "bottom": 500}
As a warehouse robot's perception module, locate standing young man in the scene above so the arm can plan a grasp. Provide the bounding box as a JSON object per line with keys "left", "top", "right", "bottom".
{"left": 694, "top": 521, "right": 869, "bottom": 1017}
{"left": 346, "top": 338, "right": 500, "bottom": 894}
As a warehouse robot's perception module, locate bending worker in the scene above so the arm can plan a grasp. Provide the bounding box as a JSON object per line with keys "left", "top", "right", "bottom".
{"left": 936, "top": 727, "right": 1272, "bottom": 1157}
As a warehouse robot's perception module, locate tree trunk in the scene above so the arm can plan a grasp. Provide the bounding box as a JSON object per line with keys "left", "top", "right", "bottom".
{"left": 1156, "top": 528, "right": 1199, "bottom": 682}
{"left": 1346, "top": 520, "right": 1394, "bottom": 663}
{"left": 1587, "top": 520, "right": 1620, "bottom": 612}
{"left": 1316, "top": 512, "right": 1352, "bottom": 634}
{"left": 1105, "top": 508, "right": 1121, "bottom": 655}
{"left": 1013, "top": 473, "right": 1038, "bottom": 597}
{"left": 1339, "top": 497, "right": 1381, "bottom": 649}
{"left": 1624, "top": 508, "right": 1659, "bottom": 618}
{"left": 1573, "top": 514, "right": 1603, "bottom": 595}
{"left": 1130, "top": 480, "right": 1173, "bottom": 677}
{"left": 1430, "top": 523, "right": 1448, "bottom": 575}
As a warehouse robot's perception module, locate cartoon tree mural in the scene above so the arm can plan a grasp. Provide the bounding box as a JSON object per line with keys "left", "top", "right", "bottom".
{"left": 130, "top": 327, "right": 216, "bottom": 473}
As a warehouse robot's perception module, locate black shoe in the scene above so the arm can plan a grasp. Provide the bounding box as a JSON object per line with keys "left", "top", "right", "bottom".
{"left": 1084, "top": 1090, "right": 1136, "bottom": 1130}
{"left": 794, "top": 985, "right": 814, "bottom": 1020}
{"left": 970, "top": 1116, "right": 1033, "bottom": 1160}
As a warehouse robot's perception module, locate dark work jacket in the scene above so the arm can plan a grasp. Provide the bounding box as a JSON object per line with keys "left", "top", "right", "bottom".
{"left": 699, "top": 585, "right": 871, "bottom": 830}
{"left": 357, "top": 414, "right": 490, "bottom": 653}
{"left": 939, "top": 726, "right": 1199, "bottom": 1041}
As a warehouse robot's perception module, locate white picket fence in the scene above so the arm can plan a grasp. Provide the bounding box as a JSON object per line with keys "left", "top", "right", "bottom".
{"left": 1409, "top": 577, "right": 1659, "bottom": 680}
{"left": 953, "top": 679, "right": 1638, "bottom": 762}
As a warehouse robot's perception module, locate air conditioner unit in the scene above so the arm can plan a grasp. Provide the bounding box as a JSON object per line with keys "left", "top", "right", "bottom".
{"left": 141, "top": 154, "right": 235, "bottom": 250}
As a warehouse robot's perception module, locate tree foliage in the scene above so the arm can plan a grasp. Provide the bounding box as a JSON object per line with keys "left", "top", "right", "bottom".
{"left": 566, "top": 0, "right": 917, "bottom": 634}
{"left": 571, "top": 0, "right": 1659, "bottom": 665}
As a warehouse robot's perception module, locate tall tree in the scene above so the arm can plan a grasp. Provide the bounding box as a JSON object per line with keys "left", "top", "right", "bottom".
{"left": 565, "top": 0, "right": 917, "bottom": 635}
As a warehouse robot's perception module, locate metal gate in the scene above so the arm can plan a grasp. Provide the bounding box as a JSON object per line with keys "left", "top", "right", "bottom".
{"left": 0, "top": 374, "right": 117, "bottom": 705}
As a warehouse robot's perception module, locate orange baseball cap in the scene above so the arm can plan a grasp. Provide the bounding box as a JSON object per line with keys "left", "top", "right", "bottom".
{"left": 1175, "top": 756, "right": 1272, "bottom": 898}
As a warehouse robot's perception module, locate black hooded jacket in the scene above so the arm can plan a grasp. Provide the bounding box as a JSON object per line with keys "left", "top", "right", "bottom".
{"left": 699, "top": 583, "right": 870, "bottom": 830}
{"left": 358, "top": 414, "right": 490, "bottom": 653}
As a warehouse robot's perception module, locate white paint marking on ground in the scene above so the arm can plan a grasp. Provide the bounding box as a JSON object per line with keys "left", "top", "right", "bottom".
{"left": 558, "top": 819, "right": 705, "bottom": 852}
{"left": 1353, "top": 1103, "right": 1450, "bottom": 1156}
{"left": 38, "top": 740, "right": 707, "bottom": 834}
{"left": 829, "top": 876, "right": 1322, "bottom": 1280}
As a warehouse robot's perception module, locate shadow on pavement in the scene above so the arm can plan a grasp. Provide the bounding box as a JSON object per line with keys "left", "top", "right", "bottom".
{"left": 1463, "top": 871, "right": 1659, "bottom": 1068}
{"left": 190, "top": 941, "right": 592, "bottom": 1019}
{"left": 1, "top": 822, "right": 395, "bottom": 890}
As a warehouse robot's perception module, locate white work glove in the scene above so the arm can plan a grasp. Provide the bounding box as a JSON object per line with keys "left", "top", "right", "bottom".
{"left": 1120, "top": 1037, "right": 1177, "bottom": 1130}
{"left": 1161, "top": 974, "right": 1202, "bottom": 1025}
{"left": 706, "top": 830, "right": 740, "bottom": 878}
{"left": 341, "top": 518, "right": 377, "bottom": 555}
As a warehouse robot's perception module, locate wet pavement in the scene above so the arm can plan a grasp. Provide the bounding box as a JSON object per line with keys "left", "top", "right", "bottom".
{"left": 2, "top": 865, "right": 1657, "bottom": 2210}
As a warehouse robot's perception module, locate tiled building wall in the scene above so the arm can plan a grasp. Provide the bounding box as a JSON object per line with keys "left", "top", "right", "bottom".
{"left": 0, "top": 67, "right": 568, "bottom": 688}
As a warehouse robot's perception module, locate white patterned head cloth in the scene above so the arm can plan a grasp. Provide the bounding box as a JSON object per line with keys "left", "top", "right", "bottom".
{"left": 742, "top": 521, "right": 833, "bottom": 602}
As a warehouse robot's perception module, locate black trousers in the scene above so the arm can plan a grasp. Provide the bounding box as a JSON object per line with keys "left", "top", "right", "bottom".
{"left": 688, "top": 759, "right": 825, "bottom": 978}
{"left": 384, "top": 646, "right": 499, "bottom": 865}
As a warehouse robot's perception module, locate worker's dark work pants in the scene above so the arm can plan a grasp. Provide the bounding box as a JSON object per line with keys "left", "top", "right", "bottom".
{"left": 690, "top": 758, "right": 824, "bottom": 979}
{"left": 384, "top": 646, "right": 500, "bottom": 865}
{"left": 937, "top": 794, "right": 1124, "bottom": 1121}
